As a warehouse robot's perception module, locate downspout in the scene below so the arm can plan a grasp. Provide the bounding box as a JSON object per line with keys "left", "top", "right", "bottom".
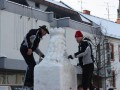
{"left": 117, "top": 0, "right": 120, "bottom": 18}
{"left": 0, "top": 10, "right": 1, "bottom": 56}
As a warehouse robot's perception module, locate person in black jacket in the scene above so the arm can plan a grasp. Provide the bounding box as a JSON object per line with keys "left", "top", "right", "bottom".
{"left": 68, "top": 30, "right": 94, "bottom": 90}
{"left": 20, "top": 25, "right": 49, "bottom": 88}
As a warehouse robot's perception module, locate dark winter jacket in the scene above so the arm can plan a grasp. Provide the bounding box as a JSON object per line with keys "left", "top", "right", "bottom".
{"left": 75, "top": 37, "right": 94, "bottom": 66}
{"left": 21, "top": 29, "right": 43, "bottom": 55}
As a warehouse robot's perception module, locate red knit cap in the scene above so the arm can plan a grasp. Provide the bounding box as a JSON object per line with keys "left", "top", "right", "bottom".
{"left": 75, "top": 31, "right": 83, "bottom": 37}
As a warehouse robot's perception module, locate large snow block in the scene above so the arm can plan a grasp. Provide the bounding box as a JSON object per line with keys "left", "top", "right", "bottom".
{"left": 34, "top": 27, "right": 77, "bottom": 90}
{"left": 34, "top": 60, "right": 77, "bottom": 90}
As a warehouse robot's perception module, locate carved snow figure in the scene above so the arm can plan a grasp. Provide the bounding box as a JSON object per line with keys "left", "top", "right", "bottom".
{"left": 34, "top": 27, "right": 77, "bottom": 90}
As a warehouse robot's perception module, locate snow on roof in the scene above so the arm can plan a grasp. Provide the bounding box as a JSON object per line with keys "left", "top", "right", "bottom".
{"left": 45, "top": 0, "right": 70, "bottom": 9}
{"left": 42, "top": 0, "right": 120, "bottom": 39}
{"left": 80, "top": 13, "right": 120, "bottom": 39}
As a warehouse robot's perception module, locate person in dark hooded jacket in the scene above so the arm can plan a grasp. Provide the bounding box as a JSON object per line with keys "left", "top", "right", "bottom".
{"left": 20, "top": 25, "right": 49, "bottom": 88}
{"left": 68, "top": 30, "right": 94, "bottom": 90}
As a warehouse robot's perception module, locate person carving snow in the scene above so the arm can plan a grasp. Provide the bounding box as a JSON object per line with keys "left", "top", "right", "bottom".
{"left": 68, "top": 30, "right": 94, "bottom": 90}
{"left": 20, "top": 25, "right": 49, "bottom": 89}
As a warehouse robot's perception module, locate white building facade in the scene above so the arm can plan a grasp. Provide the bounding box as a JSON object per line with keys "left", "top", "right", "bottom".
{"left": 81, "top": 12, "right": 120, "bottom": 90}
{"left": 0, "top": 0, "right": 102, "bottom": 89}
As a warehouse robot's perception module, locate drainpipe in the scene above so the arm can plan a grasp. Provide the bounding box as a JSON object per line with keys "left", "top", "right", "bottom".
{"left": 103, "top": 38, "right": 107, "bottom": 90}
{"left": 0, "top": 10, "right": 1, "bottom": 56}
{"left": 117, "top": 0, "right": 120, "bottom": 18}
{"left": 96, "top": 43, "right": 100, "bottom": 90}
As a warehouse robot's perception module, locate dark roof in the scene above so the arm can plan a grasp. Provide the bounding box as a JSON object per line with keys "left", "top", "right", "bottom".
{"left": 9, "top": 0, "right": 29, "bottom": 6}
{"left": 32, "top": 0, "right": 77, "bottom": 14}
{"left": 8, "top": 0, "right": 92, "bottom": 25}
{"left": 32, "top": 0, "right": 83, "bottom": 22}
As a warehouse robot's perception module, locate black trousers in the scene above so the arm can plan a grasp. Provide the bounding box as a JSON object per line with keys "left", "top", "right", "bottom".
{"left": 82, "top": 63, "right": 94, "bottom": 90}
{"left": 20, "top": 45, "right": 36, "bottom": 87}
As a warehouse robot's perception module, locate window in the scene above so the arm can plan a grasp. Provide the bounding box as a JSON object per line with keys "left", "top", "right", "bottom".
{"left": 110, "top": 43, "right": 114, "bottom": 61}
{"left": 8, "top": 0, "right": 29, "bottom": 6}
{"left": 112, "top": 71, "right": 116, "bottom": 88}
{"left": 35, "top": 3, "right": 40, "bottom": 8}
{"left": 54, "top": 13, "right": 62, "bottom": 19}
{"left": 0, "top": 72, "right": 24, "bottom": 85}
{"left": 118, "top": 45, "right": 120, "bottom": 62}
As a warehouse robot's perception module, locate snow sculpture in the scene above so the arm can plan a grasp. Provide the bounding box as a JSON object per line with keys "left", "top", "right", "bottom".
{"left": 34, "top": 27, "right": 77, "bottom": 90}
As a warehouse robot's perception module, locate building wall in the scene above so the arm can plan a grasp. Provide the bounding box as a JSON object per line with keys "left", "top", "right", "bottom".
{"left": 0, "top": 10, "right": 96, "bottom": 85}
{"left": 0, "top": 71, "right": 24, "bottom": 85}
{"left": 108, "top": 38, "right": 120, "bottom": 90}
{"left": 27, "top": 0, "right": 35, "bottom": 8}
{"left": 0, "top": 1, "right": 97, "bottom": 85}
{"left": 0, "top": 9, "right": 96, "bottom": 65}
{"left": 0, "top": 10, "right": 50, "bottom": 61}
{"left": 27, "top": 0, "right": 47, "bottom": 11}
{"left": 0, "top": 10, "right": 50, "bottom": 85}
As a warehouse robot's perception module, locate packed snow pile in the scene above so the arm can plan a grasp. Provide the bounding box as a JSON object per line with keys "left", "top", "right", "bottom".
{"left": 34, "top": 27, "right": 77, "bottom": 90}
{"left": 43, "top": 27, "right": 66, "bottom": 63}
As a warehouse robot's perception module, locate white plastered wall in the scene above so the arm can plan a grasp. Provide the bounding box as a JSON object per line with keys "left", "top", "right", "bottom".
{"left": 0, "top": 10, "right": 95, "bottom": 66}
{"left": 109, "top": 38, "right": 120, "bottom": 90}
{"left": 0, "top": 10, "right": 50, "bottom": 61}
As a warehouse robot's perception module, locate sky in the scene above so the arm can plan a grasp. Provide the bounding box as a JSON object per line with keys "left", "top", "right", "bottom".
{"left": 55, "top": 0, "right": 119, "bottom": 22}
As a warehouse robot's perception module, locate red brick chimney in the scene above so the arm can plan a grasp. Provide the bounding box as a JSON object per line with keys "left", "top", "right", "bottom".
{"left": 116, "top": 18, "right": 120, "bottom": 24}
{"left": 83, "top": 10, "right": 90, "bottom": 15}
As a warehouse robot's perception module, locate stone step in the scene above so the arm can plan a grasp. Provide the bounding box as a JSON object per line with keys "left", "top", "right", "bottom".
{"left": 0, "top": 85, "right": 33, "bottom": 90}
{"left": 0, "top": 86, "right": 11, "bottom": 90}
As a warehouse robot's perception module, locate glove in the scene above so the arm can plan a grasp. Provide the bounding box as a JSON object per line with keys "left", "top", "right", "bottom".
{"left": 74, "top": 53, "right": 78, "bottom": 58}
{"left": 68, "top": 55, "right": 73, "bottom": 59}
{"left": 41, "top": 54, "right": 45, "bottom": 58}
